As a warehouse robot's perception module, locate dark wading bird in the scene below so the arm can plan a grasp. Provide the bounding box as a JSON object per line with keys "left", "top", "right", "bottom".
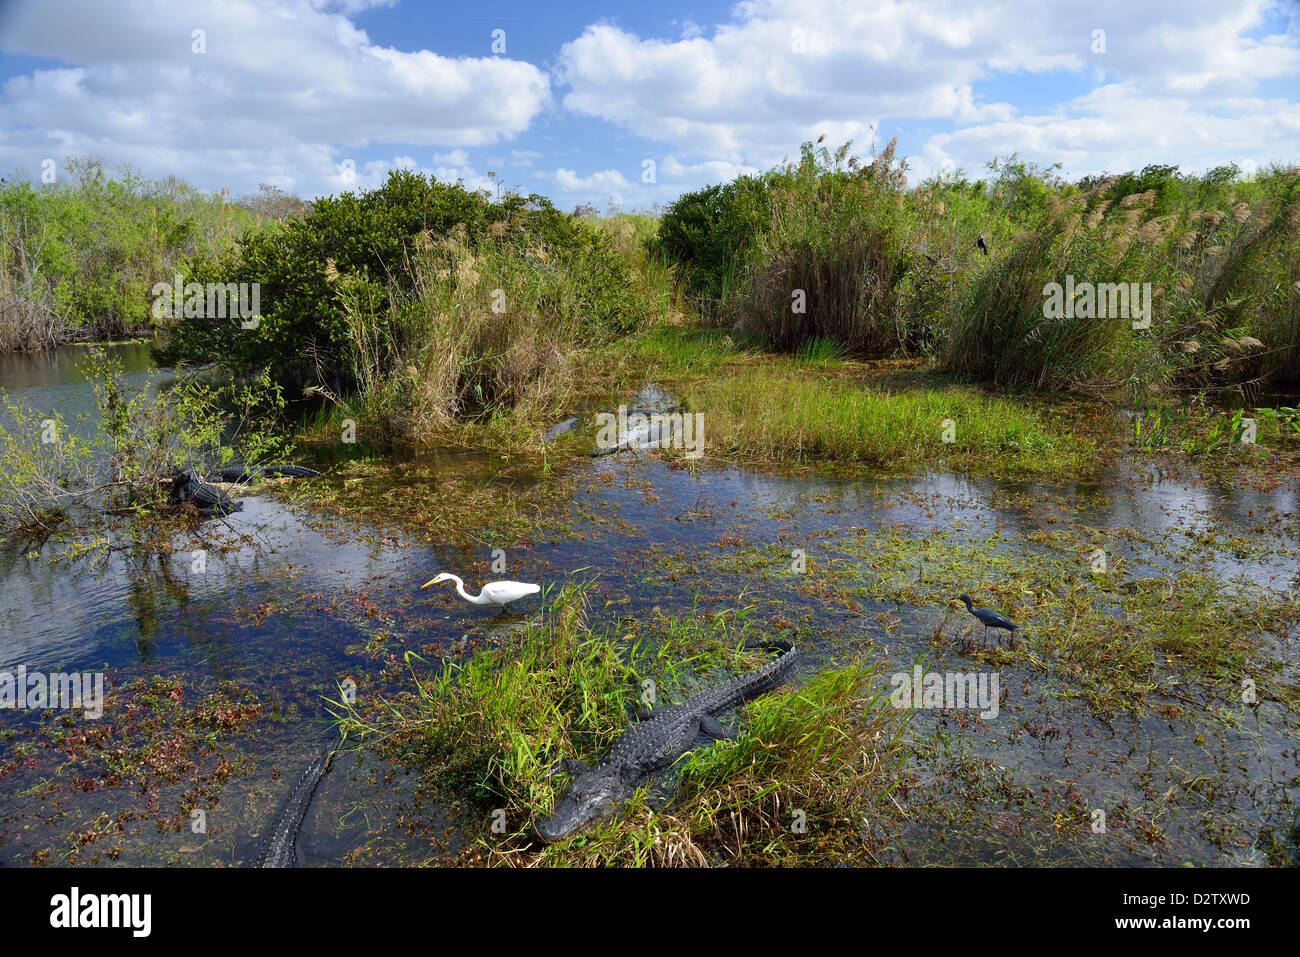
{"left": 955, "top": 594, "right": 1017, "bottom": 647}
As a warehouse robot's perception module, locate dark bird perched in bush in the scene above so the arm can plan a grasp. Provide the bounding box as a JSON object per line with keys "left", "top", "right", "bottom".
{"left": 976, "top": 234, "right": 989, "bottom": 256}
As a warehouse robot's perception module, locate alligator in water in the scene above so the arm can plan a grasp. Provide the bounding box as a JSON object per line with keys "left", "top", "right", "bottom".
{"left": 209, "top": 463, "right": 322, "bottom": 484}
{"left": 168, "top": 464, "right": 321, "bottom": 516}
{"left": 256, "top": 740, "right": 336, "bottom": 868}
{"left": 169, "top": 468, "right": 241, "bottom": 516}
{"left": 533, "top": 640, "right": 798, "bottom": 842}
{"left": 589, "top": 406, "right": 688, "bottom": 457}
{"left": 542, "top": 417, "right": 580, "bottom": 443}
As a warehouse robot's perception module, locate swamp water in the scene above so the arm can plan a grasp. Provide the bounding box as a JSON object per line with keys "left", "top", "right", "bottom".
{"left": 0, "top": 347, "right": 1296, "bottom": 866}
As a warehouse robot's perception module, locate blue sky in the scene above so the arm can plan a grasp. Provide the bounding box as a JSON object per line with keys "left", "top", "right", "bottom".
{"left": 1, "top": 0, "right": 1297, "bottom": 209}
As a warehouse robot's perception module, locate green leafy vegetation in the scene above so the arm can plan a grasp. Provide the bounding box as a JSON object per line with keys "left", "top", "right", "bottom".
{"left": 0, "top": 348, "right": 291, "bottom": 534}
{"left": 159, "top": 170, "right": 657, "bottom": 394}
{"left": 0, "top": 157, "right": 293, "bottom": 350}
{"left": 658, "top": 141, "right": 1300, "bottom": 393}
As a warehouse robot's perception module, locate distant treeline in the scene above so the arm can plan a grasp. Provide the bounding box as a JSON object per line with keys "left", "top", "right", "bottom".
{"left": 0, "top": 156, "right": 305, "bottom": 351}
{"left": 6, "top": 145, "right": 1296, "bottom": 424}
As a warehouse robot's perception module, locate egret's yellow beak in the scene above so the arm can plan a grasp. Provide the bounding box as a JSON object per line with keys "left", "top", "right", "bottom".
{"left": 421, "top": 578, "right": 439, "bottom": 589}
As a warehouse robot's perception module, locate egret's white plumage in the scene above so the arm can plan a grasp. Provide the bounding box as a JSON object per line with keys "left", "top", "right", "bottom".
{"left": 422, "top": 572, "right": 540, "bottom": 610}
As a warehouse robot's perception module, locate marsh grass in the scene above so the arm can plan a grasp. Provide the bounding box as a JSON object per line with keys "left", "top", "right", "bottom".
{"left": 731, "top": 139, "right": 912, "bottom": 356}
{"left": 831, "top": 528, "right": 1299, "bottom": 711}
{"left": 1131, "top": 401, "right": 1285, "bottom": 455}
{"left": 588, "top": 212, "right": 683, "bottom": 325}
{"left": 676, "top": 365, "right": 1092, "bottom": 477}
{"left": 941, "top": 168, "right": 1300, "bottom": 393}
{"left": 322, "top": 227, "right": 576, "bottom": 446}
{"left": 674, "top": 659, "right": 905, "bottom": 864}
{"left": 313, "top": 210, "right": 686, "bottom": 450}
{"left": 333, "top": 585, "right": 909, "bottom": 866}
{"left": 623, "top": 325, "right": 748, "bottom": 378}
{"left": 793, "top": 335, "right": 848, "bottom": 368}
{"left": 663, "top": 142, "right": 1300, "bottom": 392}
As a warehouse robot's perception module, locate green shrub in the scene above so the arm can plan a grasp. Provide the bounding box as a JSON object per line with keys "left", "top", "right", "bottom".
{"left": 654, "top": 174, "right": 772, "bottom": 310}
{"left": 327, "top": 224, "right": 598, "bottom": 444}
{"left": 729, "top": 139, "right": 914, "bottom": 356}
{"left": 159, "top": 169, "right": 647, "bottom": 388}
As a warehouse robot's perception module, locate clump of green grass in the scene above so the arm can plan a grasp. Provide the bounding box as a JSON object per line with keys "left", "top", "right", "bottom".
{"left": 661, "top": 142, "right": 1300, "bottom": 392}
{"left": 334, "top": 585, "right": 909, "bottom": 866}
{"left": 676, "top": 366, "right": 1092, "bottom": 477}
{"left": 942, "top": 168, "right": 1300, "bottom": 393}
{"left": 674, "top": 660, "right": 904, "bottom": 865}
{"left": 622, "top": 325, "right": 747, "bottom": 378}
{"left": 335, "top": 584, "right": 630, "bottom": 813}
{"left": 793, "top": 335, "right": 847, "bottom": 368}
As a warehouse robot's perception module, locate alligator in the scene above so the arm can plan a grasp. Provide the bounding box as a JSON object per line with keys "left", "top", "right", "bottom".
{"left": 169, "top": 468, "right": 241, "bottom": 516}
{"left": 533, "top": 640, "right": 798, "bottom": 843}
{"left": 542, "top": 417, "right": 581, "bottom": 443}
{"left": 208, "top": 463, "right": 321, "bottom": 484}
{"left": 168, "top": 464, "right": 320, "bottom": 516}
{"left": 589, "top": 406, "right": 688, "bottom": 457}
{"left": 256, "top": 740, "right": 336, "bottom": 868}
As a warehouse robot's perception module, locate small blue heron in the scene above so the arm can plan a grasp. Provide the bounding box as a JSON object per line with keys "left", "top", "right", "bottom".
{"left": 956, "top": 594, "right": 1017, "bottom": 647}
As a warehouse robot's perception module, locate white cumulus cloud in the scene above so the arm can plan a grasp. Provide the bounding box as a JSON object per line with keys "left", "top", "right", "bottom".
{"left": 0, "top": 0, "right": 550, "bottom": 195}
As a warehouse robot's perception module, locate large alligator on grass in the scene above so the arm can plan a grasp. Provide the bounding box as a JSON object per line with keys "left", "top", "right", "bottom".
{"left": 533, "top": 640, "right": 798, "bottom": 843}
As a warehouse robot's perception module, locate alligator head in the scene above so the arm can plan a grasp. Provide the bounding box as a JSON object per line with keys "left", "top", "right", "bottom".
{"left": 533, "top": 765, "right": 627, "bottom": 843}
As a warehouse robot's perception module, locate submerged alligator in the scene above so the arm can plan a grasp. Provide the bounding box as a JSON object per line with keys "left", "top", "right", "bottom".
{"left": 533, "top": 640, "right": 798, "bottom": 842}
{"left": 209, "top": 463, "right": 322, "bottom": 484}
{"left": 589, "top": 406, "right": 689, "bottom": 457}
{"left": 256, "top": 740, "right": 336, "bottom": 868}
{"left": 168, "top": 464, "right": 321, "bottom": 516}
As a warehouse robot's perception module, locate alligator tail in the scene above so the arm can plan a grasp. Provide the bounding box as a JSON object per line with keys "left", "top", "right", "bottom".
{"left": 255, "top": 742, "right": 336, "bottom": 868}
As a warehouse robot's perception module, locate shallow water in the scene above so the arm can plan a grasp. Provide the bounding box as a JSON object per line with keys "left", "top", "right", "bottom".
{"left": 0, "top": 341, "right": 164, "bottom": 438}
{"left": 0, "top": 351, "right": 1296, "bottom": 866}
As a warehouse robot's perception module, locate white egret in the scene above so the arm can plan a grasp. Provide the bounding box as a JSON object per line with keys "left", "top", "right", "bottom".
{"left": 422, "top": 573, "right": 540, "bottom": 613}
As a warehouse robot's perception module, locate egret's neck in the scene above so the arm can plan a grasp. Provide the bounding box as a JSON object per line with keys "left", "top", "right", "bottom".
{"left": 447, "top": 575, "right": 487, "bottom": 604}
